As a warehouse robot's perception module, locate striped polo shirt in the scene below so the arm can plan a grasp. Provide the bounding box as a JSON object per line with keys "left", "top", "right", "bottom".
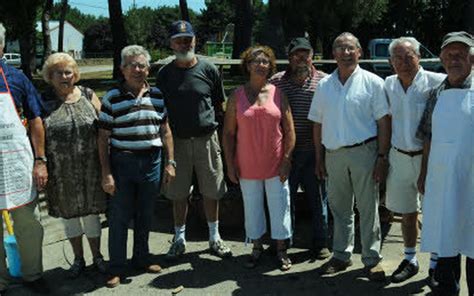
{"left": 98, "top": 83, "right": 167, "bottom": 150}
{"left": 270, "top": 67, "right": 326, "bottom": 151}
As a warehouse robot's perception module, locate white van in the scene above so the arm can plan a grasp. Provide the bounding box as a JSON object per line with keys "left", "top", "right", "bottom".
{"left": 2, "top": 53, "right": 21, "bottom": 68}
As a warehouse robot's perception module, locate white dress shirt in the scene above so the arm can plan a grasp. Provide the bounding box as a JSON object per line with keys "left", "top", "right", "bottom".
{"left": 385, "top": 68, "right": 446, "bottom": 151}
{"left": 308, "top": 66, "right": 389, "bottom": 150}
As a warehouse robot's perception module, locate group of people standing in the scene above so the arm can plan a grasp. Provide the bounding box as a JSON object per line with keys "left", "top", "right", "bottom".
{"left": 0, "top": 18, "right": 472, "bottom": 296}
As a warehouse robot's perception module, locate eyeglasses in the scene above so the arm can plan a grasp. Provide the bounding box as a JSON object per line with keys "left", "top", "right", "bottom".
{"left": 391, "top": 54, "right": 418, "bottom": 63}
{"left": 250, "top": 59, "right": 270, "bottom": 65}
{"left": 125, "top": 62, "right": 148, "bottom": 70}
{"left": 334, "top": 45, "right": 358, "bottom": 53}
{"left": 53, "top": 69, "right": 74, "bottom": 77}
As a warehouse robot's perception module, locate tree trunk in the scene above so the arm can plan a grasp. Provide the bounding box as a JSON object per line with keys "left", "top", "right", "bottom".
{"left": 19, "top": 22, "right": 36, "bottom": 79}
{"left": 108, "top": 0, "right": 128, "bottom": 80}
{"left": 232, "top": 0, "right": 252, "bottom": 59}
{"left": 41, "top": 0, "right": 53, "bottom": 60}
{"left": 179, "top": 0, "right": 190, "bottom": 22}
{"left": 58, "top": 0, "right": 68, "bottom": 52}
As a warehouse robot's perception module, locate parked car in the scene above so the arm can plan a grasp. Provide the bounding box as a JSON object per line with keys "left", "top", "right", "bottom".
{"left": 367, "top": 38, "right": 444, "bottom": 77}
{"left": 2, "top": 53, "right": 21, "bottom": 68}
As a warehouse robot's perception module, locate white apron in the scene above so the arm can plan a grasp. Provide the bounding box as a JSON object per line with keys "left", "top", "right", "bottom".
{"left": 0, "top": 67, "right": 36, "bottom": 210}
{"left": 420, "top": 77, "right": 474, "bottom": 258}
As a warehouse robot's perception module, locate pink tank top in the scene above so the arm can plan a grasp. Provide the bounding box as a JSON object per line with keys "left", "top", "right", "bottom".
{"left": 235, "top": 84, "right": 283, "bottom": 179}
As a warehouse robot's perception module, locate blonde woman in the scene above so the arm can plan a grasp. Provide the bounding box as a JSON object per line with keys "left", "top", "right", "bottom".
{"left": 41, "top": 53, "right": 106, "bottom": 278}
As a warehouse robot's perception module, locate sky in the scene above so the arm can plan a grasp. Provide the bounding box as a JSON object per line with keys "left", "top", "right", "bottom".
{"left": 62, "top": 0, "right": 208, "bottom": 17}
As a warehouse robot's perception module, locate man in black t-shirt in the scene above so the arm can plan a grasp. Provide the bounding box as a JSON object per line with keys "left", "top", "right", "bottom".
{"left": 156, "top": 20, "right": 232, "bottom": 260}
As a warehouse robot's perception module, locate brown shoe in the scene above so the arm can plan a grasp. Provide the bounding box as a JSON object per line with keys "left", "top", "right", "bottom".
{"left": 366, "top": 263, "right": 386, "bottom": 282}
{"left": 106, "top": 276, "right": 120, "bottom": 288}
{"left": 145, "top": 264, "right": 162, "bottom": 274}
{"left": 320, "top": 257, "right": 353, "bottom": 275}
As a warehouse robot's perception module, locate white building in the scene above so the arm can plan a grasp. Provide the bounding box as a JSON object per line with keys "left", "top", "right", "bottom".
{"left": 6, "top": 20, "right": 84, "bottom": 60}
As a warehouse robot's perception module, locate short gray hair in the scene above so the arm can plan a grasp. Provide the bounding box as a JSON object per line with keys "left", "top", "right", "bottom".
{"left": 389, "top": 37, "right": 420, "bottom": 56}
{"left": 120, "top": 45, "right": 151, "bottom": 67}
{"left": 0, "top": 23, "right": 6, "bottom": 48}
{"left": 333, "top": 32, "right": 362, "bottom": 49}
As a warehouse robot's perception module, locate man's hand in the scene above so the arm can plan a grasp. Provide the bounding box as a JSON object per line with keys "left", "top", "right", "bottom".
{"left": 315, "top": 159, "right": 327, "bottom": 181}
{"left": 279, "top": 158, "right": 291, "bottom": 183}
{"left": 227, "top": 164, "right": 239, "bottom": 184}
{"left": 33, "top": 162, "right": 48, "bottom": 191}
{"left": 101, "top": 173, "right": 116, "bottom": 195}
{"left": 417, "top": 170, "right": 427, "bottom": 195}
{"left": 163, "top": 164, "right": 176, "bottom": 184}
{"left": 373, "top": 157, "right": 389, "bottom": 183}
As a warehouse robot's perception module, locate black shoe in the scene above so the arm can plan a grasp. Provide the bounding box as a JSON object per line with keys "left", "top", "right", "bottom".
{"left": 24, "top": 277, "right": 51, "bottom": 295}
{"left": 391, "top": 259, "right": 419, "bottom": 283}
{"left": 427, "top": 268, "right": 439, "bottom": 289}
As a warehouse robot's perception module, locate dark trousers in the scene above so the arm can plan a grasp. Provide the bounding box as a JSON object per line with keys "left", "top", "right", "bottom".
{"left": 108, "top": 149, "right": 162, "bottom": 275}
{"left": 288, "top": 150, "right": 329, "bottom": 248}
{"left": 434, "top": 255, "right": 474, "bottom": 296}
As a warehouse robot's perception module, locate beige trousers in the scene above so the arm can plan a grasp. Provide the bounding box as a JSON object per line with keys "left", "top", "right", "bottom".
{"left": 0, "top": 201, "right": 44, "bottom": 289}
{"left": 325, "top": 140, "right": 382, "bottom": 266}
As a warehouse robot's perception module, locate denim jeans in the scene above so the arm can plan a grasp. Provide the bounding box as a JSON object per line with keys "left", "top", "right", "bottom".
{"left": 108, "top": 148, "right": 162, "bottom": 275}
{"left": 434, "top": 255, "right": 474, "bottom": 296}
{"left": 289, "top": 150, "right": 329, "bottom": 248}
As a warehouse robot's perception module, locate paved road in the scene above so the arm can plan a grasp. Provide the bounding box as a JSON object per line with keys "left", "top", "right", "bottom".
{"left": 4, "top": 198, "right": 469, "bottom": 295}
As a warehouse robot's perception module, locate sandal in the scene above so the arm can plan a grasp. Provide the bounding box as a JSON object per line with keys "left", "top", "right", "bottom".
{"left": 244, "top": 247, "right": 263, "bottom": 269}
{"left": 277, "top": 250, "right": 292, "bottom": 271}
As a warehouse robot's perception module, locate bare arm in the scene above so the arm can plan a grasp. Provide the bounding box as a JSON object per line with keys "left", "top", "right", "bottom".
{"left": 29, "top": 117, "right": 48, "bottom": 190}
{"left": 90, "top": 92, "right": 102, "bottom": 114}
{"left": 98, "top": 128, "right": 115, "bottom": 195}
{"left": 417, "top": 139, "right": 431, "bottom": 194}
{"left": 161, "top": 120, "right": 175, "bottom": 184}
{"left": 279, "top": 94, "right": 295, "bottom": 182}
{"left": 373, "top": 114, "right": 391, "bottom": 182}
{"left": 313, "top": 122, "right": 326, "bottom": 180}
{"left": 222, "top": 94, "right": 239, "bottom": 184}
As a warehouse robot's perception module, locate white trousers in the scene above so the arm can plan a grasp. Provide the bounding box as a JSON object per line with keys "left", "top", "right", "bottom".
{"left": 240, "top": 176, "right": 292, "bottom": 241}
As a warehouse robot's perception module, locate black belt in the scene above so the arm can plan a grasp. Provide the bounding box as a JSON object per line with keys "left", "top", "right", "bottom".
{"left": 394, "top": 147, "right": 423, "bottom": 157}
{"left": 111, "top": 146, "right": 160, "bottom": 155}
{"left": 342, "top": 136, "right": 377, "bottom": 149}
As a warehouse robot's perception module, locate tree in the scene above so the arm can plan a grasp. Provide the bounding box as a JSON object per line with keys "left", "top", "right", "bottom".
{"left": 125, "top": 7, "right": 156, "bottom": 49}
{"left": 179, "top": 0, "right": 190, "bottom": 21}
{"left": 50, "top": 2, "right": 105, "bottom": 33}
{"left": 0, "top": 0, "right": 42, "bottom": 78}
{"left": 232, "top": 0, "right": 253, "bottom": 59}
{"left": 58, "top": 0, "right": 68, "bottom": 52}
{"left": 83, "top": 20, "right": 113, "bottom": 55}
{"left": 108, "top": 0, "right": 128, "bottom": 79}
{"left": 41, "top": 0, "right": 53, "bottom": 59}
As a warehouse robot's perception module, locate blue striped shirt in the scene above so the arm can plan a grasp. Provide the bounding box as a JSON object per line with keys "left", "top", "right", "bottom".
{"left": 98, "top": 84, "right": 167, "bottom": 150}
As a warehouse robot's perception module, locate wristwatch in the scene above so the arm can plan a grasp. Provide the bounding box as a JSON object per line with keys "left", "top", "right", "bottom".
{"left": 35, "top": 156, "right": 48, "bottom": 163}
{"left": 167, "top": 159, "right": 177, "bottom": 168}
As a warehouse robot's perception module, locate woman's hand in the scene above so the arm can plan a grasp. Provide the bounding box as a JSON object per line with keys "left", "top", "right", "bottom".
{"left": 279, "top": 158, "right": 291, "bottom": 183}
{"left": 101, "top": 173, "right": 116, "bottom": 195}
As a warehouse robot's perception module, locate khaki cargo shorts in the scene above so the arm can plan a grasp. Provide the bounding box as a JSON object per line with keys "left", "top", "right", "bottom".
{"left": 163, "top": 130, "right": 226, "bottom": 200}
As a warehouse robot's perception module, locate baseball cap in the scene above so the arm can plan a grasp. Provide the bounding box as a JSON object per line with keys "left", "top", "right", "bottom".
{"left": 287, "top": 37, "right": 313, "bottom": 55}
{"left": 441, "top": 31, "right": 474, "bottom": 49}
{"left": 169, "top": 20, "right": 195, "bottom": 39}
